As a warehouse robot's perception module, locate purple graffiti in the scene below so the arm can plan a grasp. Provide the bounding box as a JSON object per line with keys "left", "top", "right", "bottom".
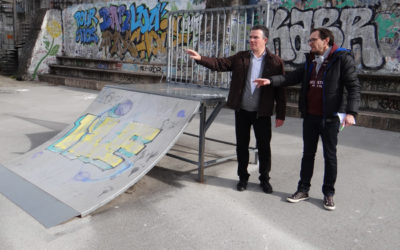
{"left": 99, "top": 2, "right": 168, "bottom": 34}
{"left": 113, "top": 100, "right": 133, "bottom": 116}
{"left": 99, "top": 5, "right": 129, "bottom": 32}
{"left": 31, "top": 151, "right": 44, "bottom": 159}
{"left": 73, "top": 171, "right": 90, "bottom": 182}
{"left": 177, "top": 110, "right": 185, "bottom": 118}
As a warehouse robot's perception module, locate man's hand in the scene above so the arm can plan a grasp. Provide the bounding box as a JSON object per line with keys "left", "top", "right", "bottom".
{"left": 185, "top": 49, "right": 201, "bottom": 61}
{"left": 343, "top": 114, "right": 356, "bottom": 127}
{"left": 275, "top": 119, "right": 284, "bottom": 128}
{"left": 253, "top": 78, "right": 271, "bottom": 88}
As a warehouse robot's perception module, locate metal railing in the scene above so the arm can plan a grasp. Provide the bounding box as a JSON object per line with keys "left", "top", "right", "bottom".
{"left": 167, "top": 3, "right": 271, "bottom": 89}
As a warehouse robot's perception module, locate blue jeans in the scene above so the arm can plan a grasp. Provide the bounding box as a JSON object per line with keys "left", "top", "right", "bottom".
{"left": 235, "top": 109, "right": 271, "bottom": 183}
{"left": 298, "top": 114, "right": 340, "bottom": 196}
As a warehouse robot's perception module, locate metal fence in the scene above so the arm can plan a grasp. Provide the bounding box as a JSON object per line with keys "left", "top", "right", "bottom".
{"left": 167, "top": 3, "right": 271, "bottom": 89}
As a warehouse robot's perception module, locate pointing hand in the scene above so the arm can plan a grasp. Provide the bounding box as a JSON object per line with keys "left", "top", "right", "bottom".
{"left": 185, "top": 49, "right": 201, "bottom": 61}
{"left": 253, "top": 78, "right": 271, "bottom": 88}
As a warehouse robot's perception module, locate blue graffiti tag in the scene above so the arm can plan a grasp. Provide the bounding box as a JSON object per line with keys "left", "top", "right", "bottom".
{"left": 74, "top": 7, "right": 99, "bottom": 44}
{"left": 98, "top": 2, "right": 167, "bottom": 34}
{"left": 131, "top": 2, "right": 168, "bottom": 34}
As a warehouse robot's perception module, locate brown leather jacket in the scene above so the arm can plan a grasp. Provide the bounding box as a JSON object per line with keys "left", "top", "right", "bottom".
{"left": 197, "top": 49, "right": 286, "bottom": 119}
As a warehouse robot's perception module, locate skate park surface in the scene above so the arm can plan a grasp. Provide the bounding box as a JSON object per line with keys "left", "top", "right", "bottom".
{"left": 0, "top": 75, "right": 399, "bottom": 249}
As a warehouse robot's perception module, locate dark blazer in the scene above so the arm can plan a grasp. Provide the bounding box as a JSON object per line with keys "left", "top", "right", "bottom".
{"left": 196, "top": 48, "right": 286, "bottom": 120}
{"left": 270, "top": 44, "right": 360, "bottom": 118}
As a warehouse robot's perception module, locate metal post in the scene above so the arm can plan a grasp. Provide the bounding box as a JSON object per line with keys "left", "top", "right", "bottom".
{"left": 175, "top": 15, "right": 179, "bottom": 82}
{"left": 251, "top": 7, "right": 255, "bottom": 27}
{"left": 167, "top": 14, "right": 172, "bottom": 82}
{"left": 185, "top": 13, "right": 191, "bottom": 83}
{"left": 196, "top": 12, "right": 202, "bottom": 83}
{"left": 214, "top": 12, "right": 220, "bottom": 86}
{"left": 208, "top": 12, "right": 213, "bottom": 86}
{"left": 192, "top": 14, "right": 196, "bottom": 83}
{"left": 235, "top": 10, "right": 240, "bottom": 53}
{"left": 202, "top": 13, "right": 207, "bottom": 85}
{"left": 228, "top": 9, "right": 233, "bottom": 55}
{"left": 180, "top": 14, "right": 185, "bottom": 82}
{"left": 221, "top": 11, "right": 227, "bottom": 86}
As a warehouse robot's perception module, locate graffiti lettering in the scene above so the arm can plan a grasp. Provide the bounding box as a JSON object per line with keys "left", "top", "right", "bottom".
{"left": 48, "top": 113, "right": 160, "bottom": 170}
{"left": 269, "top": 7, "right": 384, "bottom": 69}
{"left": 139, "top": 65, "right": 163, "bottom": 74}
{"left": 289, "top": 8, "right": 313, "bottom": 64}
{"left": 99, "top": 5, "right": 131, "bottom": 32}
{"left": 97, "top": 2, "right": 169, "bottom": 60}
{"left": 74, "top": 8, "right": 99, "bottom": 44}
{"left": 73, "top": 3, "right": 195, "bottom": 61}
{"left": 130, "top": 2, "right": 168, "bottom": 33}
{"left": 100, "top": 20, "right": 168, "bottom": 60}
{"left": 340, "top": 8, "right": 383, "bottom": 69}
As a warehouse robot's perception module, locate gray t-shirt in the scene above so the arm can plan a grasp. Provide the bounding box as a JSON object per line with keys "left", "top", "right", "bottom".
{"left": 240, "top": 51, "right": 266, "bottom": 112}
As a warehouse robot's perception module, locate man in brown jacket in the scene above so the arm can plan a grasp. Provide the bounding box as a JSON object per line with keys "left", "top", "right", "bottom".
{"left": 186, "top": 25, "right": 286, "bottom": 193}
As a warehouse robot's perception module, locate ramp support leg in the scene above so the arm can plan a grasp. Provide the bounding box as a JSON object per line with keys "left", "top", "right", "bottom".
{"left": 198, "top": 104, "right": 206, "bottom": 182}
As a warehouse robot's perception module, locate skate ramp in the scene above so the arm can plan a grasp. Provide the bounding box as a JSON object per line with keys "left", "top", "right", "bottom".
{"left": 0, "top": 85, "right": 200, "bottom": 227}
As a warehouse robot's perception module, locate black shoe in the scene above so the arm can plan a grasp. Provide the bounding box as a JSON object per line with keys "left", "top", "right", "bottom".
{"left": 236, "top": 180, "right": 247, "bottom": 191}
{"left": 323, "top": 196, "right": 336, "bottom": 211}
{"left": 287, "top": 191, "right": 309, "bottom": 203}
{"left": 260, "top": 181, "right": 273, "bottom": 194}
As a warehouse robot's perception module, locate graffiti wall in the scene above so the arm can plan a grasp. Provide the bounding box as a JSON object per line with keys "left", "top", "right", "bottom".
{"left": 63, "top": 0, "right": 205, "bottom": 65}
{"left": 267, "top": 0, "right": 400, "bottom": 73}
{"left": 28, "top": 9, "right": 63, "bottom": 80}
{"left": 30, "top": 0, "right": 399, "bottom": 78}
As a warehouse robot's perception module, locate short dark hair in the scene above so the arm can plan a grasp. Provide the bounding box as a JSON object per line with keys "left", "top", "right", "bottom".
{"left": 311, "top": 27, "right": 334, "bottom": 46}
{"left": 251, "top": 25, "right": 269, "bottom": 39}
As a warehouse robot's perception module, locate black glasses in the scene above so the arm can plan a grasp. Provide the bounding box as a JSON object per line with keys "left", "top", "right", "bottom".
{"left": 308, "top": 38, "right": 319, "bottom": 43}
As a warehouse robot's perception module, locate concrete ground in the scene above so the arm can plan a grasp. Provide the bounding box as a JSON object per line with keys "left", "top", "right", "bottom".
{"left": 0, "top": 75, "right": 399, "bottom": 250}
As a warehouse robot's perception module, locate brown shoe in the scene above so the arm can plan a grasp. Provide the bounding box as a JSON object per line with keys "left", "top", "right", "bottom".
{"left": 323, "top": 196, "right": 336, "bottom": 211}
{"left": 287, "top": 191, "right": 309, "bottom": 203}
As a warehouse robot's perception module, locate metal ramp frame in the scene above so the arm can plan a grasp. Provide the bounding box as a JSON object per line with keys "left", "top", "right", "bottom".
{"left": 111, "top": 82, "right": 253, "bottom": 183}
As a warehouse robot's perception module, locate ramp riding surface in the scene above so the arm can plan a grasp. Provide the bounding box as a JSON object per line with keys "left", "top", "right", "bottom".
{"left": 0, "top": 85, "right": 202, "bottom": 227}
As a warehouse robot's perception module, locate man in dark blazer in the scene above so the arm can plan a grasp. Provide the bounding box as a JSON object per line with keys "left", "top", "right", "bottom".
{"left": 186, "top": 25, "right": 286, "bottom": 193}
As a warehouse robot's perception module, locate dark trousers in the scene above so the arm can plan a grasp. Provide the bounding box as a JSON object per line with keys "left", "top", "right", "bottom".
{"left": 298, "top": 114, "right": 340, "bottom": 196}
{"left": 235, "top": 109, "right": 272, "bottom": 183}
